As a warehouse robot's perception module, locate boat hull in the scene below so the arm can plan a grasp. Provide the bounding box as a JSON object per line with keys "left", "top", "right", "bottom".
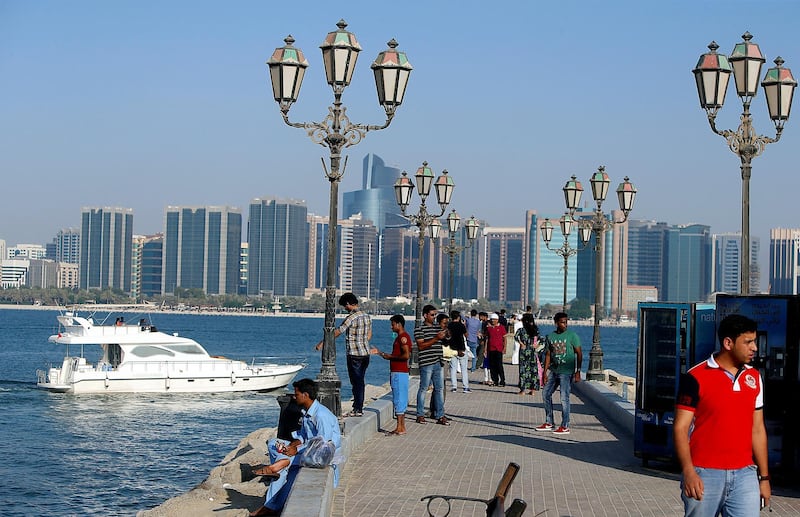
{"left": 37, "top": 364, "right": 303, "bottom": 394}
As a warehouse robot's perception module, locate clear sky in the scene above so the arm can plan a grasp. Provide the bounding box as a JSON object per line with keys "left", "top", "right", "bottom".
{"left": 2, "top": 0, "right": 799, "bottom": 282}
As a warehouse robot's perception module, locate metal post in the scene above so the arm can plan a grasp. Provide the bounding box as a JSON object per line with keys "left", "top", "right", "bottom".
{"left": 587, "top": 223, "right": 604, "bottom": 381}
{"left": 562, "top": 253, "right": 569, "bottom": 311}
{"left": 448, "top": 235, "right": 456, "bottom": 310}
{"left": 740, "top": 158, "right": 752, "bottom": 295}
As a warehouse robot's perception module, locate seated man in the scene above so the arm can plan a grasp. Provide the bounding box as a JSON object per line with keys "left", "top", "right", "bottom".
{"left": 249, "top": 378, "right": 341, "bottom": 516}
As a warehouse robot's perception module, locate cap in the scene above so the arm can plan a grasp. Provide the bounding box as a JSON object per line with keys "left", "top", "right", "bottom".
{"left": 489, "top": 313, "right": 499, "bottom": 320}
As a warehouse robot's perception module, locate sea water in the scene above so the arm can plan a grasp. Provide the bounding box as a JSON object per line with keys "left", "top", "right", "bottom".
{"left": 0, "top": 309, "right": 637, "bottom": 516}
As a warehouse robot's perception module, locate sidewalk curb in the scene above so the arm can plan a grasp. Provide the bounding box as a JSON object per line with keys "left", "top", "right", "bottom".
{"left": 573, "top": 380, "right": 635, "bottom": 436}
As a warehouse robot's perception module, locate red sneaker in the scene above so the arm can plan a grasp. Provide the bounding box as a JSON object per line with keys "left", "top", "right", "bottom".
{"left": 553, "top": 426, "right": 570, "bottom": 435}
{"left": 534, "top": 423, "right": 554, "bottom": 432}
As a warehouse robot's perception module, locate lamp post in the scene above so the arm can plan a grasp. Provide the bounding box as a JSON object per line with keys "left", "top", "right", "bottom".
{"left": 562, "top": 168, "right": 636, "bottom": 381}
{"left": 395, "top": 163, "right": 455, "bottom": 328}
{"left": 540, "top": 213, "right": 591, "bottom": 311}
{"left": 693, "top": 32, "right": 796, "bottom": 294}
{"left": 437, "top": 210, "right": 480, "bottom": 311}
{"left": 267, "top": 20, "right": 412, "bottom": 416}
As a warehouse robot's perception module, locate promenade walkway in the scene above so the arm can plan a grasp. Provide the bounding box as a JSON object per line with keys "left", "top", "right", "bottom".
{"left": 330, "top": 365, "right": 800, "bottom": 517}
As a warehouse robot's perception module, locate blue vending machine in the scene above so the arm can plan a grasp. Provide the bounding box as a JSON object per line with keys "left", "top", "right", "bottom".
{"left": 715, "top": 294, "right": 800, "bottom": 481}
{"left": 634, "top": 302, "right": 717, "bottom": 465}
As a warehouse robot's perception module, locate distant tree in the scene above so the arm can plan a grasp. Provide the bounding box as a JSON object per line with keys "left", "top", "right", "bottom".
{"left": 568, "top": 298, "right": 592, "bottom": 319}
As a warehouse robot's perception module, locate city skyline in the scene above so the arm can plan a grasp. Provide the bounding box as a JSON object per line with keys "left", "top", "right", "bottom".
{"left": 3, "top": 1, "right": 800, "bottom": 282}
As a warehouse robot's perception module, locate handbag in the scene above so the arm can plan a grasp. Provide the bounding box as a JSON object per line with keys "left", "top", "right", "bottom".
{"left": 442, "top": 344, "right": 457, "bottom": 359}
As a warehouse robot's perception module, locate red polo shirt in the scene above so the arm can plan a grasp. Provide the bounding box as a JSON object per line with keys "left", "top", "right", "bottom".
{"left": 676, "top": 355, "right": 764, "bottom": 469}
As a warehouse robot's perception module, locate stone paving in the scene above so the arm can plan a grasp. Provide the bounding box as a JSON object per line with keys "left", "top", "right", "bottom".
{"left": 331, "top": 365, "right": 800, "bottom": 517}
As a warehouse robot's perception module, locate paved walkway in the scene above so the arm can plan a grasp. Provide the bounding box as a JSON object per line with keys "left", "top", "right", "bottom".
{"left": 331, "top": 365, "right": 800, "bottom": 517}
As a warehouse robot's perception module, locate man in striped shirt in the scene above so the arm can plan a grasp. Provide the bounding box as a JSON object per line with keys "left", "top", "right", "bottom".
{"left": 414, "top": 304, "right": 450, "bottom": 425}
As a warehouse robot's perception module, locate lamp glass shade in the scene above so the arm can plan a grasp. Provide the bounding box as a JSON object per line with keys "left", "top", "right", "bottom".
{"left": 563, "top": 175, "right": 584, "bottom": 210}
{"left": 616, "top": 177, "right": 637, "bottom": 212}
{"left": 447, "top": 210, "right": 461, "bottom": 233}
{"left": 428, "top": 218, "right": 441, "bottom": 239}
{"left": 560, "top": 214, "right": 574, "bottom": 237}
{"left": 319, "top": 20, "right": 362, "bottom": 88}
{"left": 415, "top": 162, "right": 434, "bottom": 197}
{"left": 434, "top": 171, "right": 455, "bottom": 207}
{"left": 590, "top": 167, "right": 611, "bottom": 203}
{"left": 729, "top": 33, "right": 765, "bottom": 98}
{"left": 394, "top": 172, "right": 414, "bottom": 209}
{"left": 693, "top": 42, "right": 732, "bottom": 109}
{"left": 579, "top": 223, "right": 593, "bottom": 244}
{"left": 372, "top": 39, "right": 413, "bottom": 108}
{"left": 540, "top": 219, "right": 554, "bottom": 243}
{"left": 465, "top": 217, "right": 480, "bottom": 241}
{"left": 762, "top": 58, "right": 797, "bottom": 121}
{"left": 267, "top": 36, "right": 309, "bottom": 103}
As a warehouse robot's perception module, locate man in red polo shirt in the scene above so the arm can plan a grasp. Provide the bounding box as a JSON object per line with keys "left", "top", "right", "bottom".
{"left": 674, "top": 314, "right": 770, "bottom": 516}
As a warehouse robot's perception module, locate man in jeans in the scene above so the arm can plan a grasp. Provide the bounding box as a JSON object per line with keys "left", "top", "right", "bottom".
{"left": 315, "top": 292, "right": 371, "bottom": 417}
{"left": 535, "top": 312, "right": 581, "bottom": 435}
{"left": 464, "top": 309, "right": 482, "bottom": 371}
{"left": 414, "top": 304, "right": 450, "bottom": 425}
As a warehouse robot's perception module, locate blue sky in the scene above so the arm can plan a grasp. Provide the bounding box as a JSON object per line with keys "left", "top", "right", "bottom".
{"left": 2, "top": 0, "right": 799, "bottom": 278}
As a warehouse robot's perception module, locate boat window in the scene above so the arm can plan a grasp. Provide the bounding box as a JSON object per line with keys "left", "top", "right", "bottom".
{"left": 130, "top": 346, "right": 175, "bottom": 358}
{"left": 108, "top": 344, "right": 122, "bottom": 367}
{"left": 165, "top": 344, "right": 205, "bottom": 355}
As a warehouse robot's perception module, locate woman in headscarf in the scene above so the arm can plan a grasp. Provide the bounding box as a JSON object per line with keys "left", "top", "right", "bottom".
{"left": 515, "top": 313, "right": 543, "bottom": 395}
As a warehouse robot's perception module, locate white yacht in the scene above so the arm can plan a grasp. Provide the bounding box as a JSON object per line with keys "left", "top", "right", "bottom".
{"left": 36, "top": 310, "right": 303, "bottom": 394}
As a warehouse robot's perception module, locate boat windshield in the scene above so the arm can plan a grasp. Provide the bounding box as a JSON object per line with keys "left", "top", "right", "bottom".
{"left": 164, "top": 344, "right": 205, "bottom": 355}
{"left": 130, "top": 346, "right": 176, "bottom": 358}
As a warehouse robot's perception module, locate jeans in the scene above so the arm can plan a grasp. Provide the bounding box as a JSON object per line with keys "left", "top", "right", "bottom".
{"left": 488, "top": 350, "right": 505, "bottom": 385}
{"left": 346, "top": 354, "right": 370, "bottom": 412}
{"left": 450, "top": 354, "right": 470, "bottom": 390}
{"left": 417, "top": 362, "right": 444, "bottom": 419}
{"left": 263, "top": 438, "right": 302, "bottom": 511}
{"left": 681, "top": 465, "right": 759, "bottom": 517}
{"left": 542, "top": 372, "right": 572, "bottom": 428}
{"left": 390, "top": 371, "right": 409, "bottom": 415}
{"left": 466, "top": 340, "right": 478, "bottom": 370}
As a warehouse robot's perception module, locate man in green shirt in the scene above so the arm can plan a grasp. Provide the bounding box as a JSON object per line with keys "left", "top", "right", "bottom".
{"left": 534, "top": 312, "right": 582, "bottom": 435}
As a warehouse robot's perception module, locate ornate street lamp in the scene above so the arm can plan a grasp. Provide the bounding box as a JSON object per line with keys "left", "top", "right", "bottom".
{"left": 267, "top": 20, "right": 413, "bottom": 416}
{"left": 434, "top": 210, "right": 479, "bottom": 311}
{"left": 563, "top": 168, "right": 636, "bottom": 381}
{"left": 395, "top": 163, "right": 454, "bottom": 372}
{"left": 693, "top": 32, "right": 796, "bottom": 294}
{"left": 540, "top": 213, "right": 591, "bottom": 311}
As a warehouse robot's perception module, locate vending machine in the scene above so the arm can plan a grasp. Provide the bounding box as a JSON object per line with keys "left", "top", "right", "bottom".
{"left": 715, "top": 294, "right": 800, "bottom": 480}
{"left": 633, "top": 302, "right": 716, "bottom": 465}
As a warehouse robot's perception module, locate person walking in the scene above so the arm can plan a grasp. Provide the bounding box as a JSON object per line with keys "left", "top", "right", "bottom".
{"left": 464, "top": 309, "right": 482, "bottom": 371}
{"left": 515, "top": 313, "right": 542, "bottom": 395}
{"left": 370, "top": 314, "right": 411, "bottom": 435}
{"left": 315, "top": 292, "right": 371, "bottom": 417}
{"left": 485, "top": 313, "right": 506, "bottom": 388}
{"left": 674, "top": 314, "right": 770, "bottom": 516}
{"left": 447, "top": 310, "right": 470, "bottom": 393}
{"left": 535, "top": 312, "right": 581, "bottom": 435}
{"left": 414, "top": 305, "right": 450, "bottom": 426}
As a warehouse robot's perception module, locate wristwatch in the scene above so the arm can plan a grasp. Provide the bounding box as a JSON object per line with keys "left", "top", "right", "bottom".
{"left": 758, "top": 474, "right": 770, "bottom": 481}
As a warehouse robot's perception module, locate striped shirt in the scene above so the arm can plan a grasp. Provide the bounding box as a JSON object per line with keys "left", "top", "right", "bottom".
{"left": 337, "top": 310, "right": 371, "bottom": 356}
{"left": 414, "top": 323, "right": 443, "bottom": 367}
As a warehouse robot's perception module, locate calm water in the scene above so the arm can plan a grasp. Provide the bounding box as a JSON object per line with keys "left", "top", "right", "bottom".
{"left": 0, "top": 309, "right": 636, "bottom": 516}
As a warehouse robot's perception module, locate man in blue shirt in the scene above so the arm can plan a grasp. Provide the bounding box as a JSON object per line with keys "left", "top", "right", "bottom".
{"left": 464, "top": 309, "right": 482, "bottom": 371}
{"left": 249, "top": 378, "right": 342, "bottom": 516}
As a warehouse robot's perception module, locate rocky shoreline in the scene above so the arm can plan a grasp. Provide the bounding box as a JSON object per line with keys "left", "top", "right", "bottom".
{"left": 136, "top": 383, "right": 391, "bottom": 517}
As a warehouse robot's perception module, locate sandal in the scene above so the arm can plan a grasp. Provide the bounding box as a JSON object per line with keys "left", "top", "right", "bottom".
{"left": 344, "top": 410, "right": 364, "bottom": 417}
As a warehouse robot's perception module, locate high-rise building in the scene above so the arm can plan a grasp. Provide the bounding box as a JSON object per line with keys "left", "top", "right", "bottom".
{"left": 57, "top": 262, "right": 79, "bottom": 289}
{"left": 479, "top": 227, "right": 524, "bottom": 306}
{"left": 79, "top": 207, "right": 133, "bottom": 292}
{"left": 662, "top": 224, "right": 712, "bottom": 302}
{"left": 339, "top": 215, "right": 379, "bottom": 299}
{"left": 239, "top": 242, "right": 248, "bottom": 295}
{"left": 162, "top": 206, "right": 241, "bottom": 295}
{"left": 53, "top": 228, "right": 80, "bottom": 264}
{"left": 247, "top": 198, "right": 308, "bottom": 297}
{"left": 306, "top": 214, "right": 329, "bottom": 294}
{"left": 8, "top": 244, "right": 47, "bottom": 259}
{"left": 769, "top": 228, "right": 800, "bottom": 295}
{"left": 712, "top": 233, "right": 761, "bottom": 294}
{"left": 342, "top": 154, "right": 406, "bottom": 231}
{"left": 429, "top": 222, "right": 483, "bottom": 303}
{"left": 131, "top": 234, "right": 163, "bottom": 299}
{"left": 627, "top": 220, "right": 669, "bottom": 294}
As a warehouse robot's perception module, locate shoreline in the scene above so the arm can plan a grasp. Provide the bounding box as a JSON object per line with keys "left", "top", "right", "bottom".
{"left": 0, "top": 304, "right": 638, "bottom": 327}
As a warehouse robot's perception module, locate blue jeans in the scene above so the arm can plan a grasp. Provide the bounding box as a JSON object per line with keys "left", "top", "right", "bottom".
{"left": 346, "top": 355, "right": 370, "bottom": 412}
{"left": 681, "top": 465, "right": 759, "bottom": 517}
{"left": 263, "top": 438, "right": 301, "bottom": 511}
{"left": 390, "top": 371, "right": 409, "bottom": 415}
{"left": 466, "top": 340, "right": 478, "bottom": 370}
{"left": 417, "top": 362, "right": 444, "bottom": 419}
{"left": 542, "top": 372, "right": 573, "bottom": 428}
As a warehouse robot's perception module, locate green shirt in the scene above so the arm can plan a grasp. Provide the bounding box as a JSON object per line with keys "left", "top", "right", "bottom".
{"left": 546, "top": 329, "right": 581, "bottom": 375}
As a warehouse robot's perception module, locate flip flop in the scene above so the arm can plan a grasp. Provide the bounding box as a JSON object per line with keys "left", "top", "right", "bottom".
{"left": 386, "top": 430, "right": 406, "bottom": 436}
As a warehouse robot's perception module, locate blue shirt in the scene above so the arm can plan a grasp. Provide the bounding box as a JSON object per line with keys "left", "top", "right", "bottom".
{"left": 293, "top": 400, "right": 342, "bottom": 452}
{"left": 464, "top": 316, "right": 482, "bottom": 343}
